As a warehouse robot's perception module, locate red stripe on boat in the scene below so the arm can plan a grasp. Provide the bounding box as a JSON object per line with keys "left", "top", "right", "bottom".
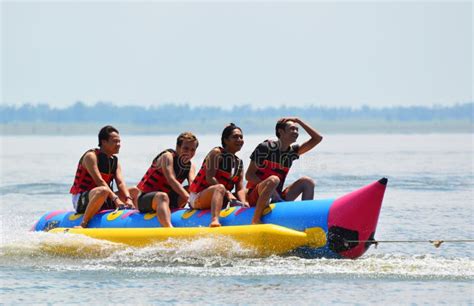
{"left": 198, "top": 210, "right": 210, "bottom": 217}
{"left": 121, "top": 210, "right": 138, "bottom": 219}
{"left": 98, "top": 209, "right": 114, "bottom": 214}
{"left": 234, "top": 207, "right": 250, "bottom": 216}
{"left": 45, "top": 210, "right": 68, "bottom": 220}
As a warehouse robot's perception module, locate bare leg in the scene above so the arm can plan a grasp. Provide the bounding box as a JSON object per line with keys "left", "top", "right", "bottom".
{"left": 252, "top": 176, "right": 280, "bottom": 224}
{"left": 283, "top": 176, "right": 316, "bottom": 201}
{"left": 152, "top": 192, "right": 172, "bottom": 227}
{"left": 176, "top": 195, "right": 188, "bottom": 209}
{"left": 209, "top": 185, "right": 226, "bottom": 227}
{"left": 192, "top": 184, "right": 226, "bottom": 227}
{"left": 77, "top": 186, "right": 112, "bottom": 228}
{"left": 128, "top": 186, "right": 141, "bottom": 208}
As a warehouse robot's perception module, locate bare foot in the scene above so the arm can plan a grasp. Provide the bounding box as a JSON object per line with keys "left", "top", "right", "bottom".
{"left": 251, "top": 219, "right": 263, "bottom": 225}
{"left": 74, "top": 222, "right": 88, "bottom": 229}
{"left": 209, "top": 220, "right": 221, "bottom": 227}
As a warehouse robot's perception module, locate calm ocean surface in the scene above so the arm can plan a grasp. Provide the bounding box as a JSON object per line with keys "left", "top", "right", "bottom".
{"left": 1, "top": 134, "right": 473, "bottom": 304}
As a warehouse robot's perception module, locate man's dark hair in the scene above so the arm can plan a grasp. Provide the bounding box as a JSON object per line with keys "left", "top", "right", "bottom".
{"left": 98, "top": 125, "right": 119, "bottom": 147}
{"left": 275, "top": 119, "right": 291, "bottom": 138}
{"left": 221, "top": 123, "right": 242, "bottom": 148}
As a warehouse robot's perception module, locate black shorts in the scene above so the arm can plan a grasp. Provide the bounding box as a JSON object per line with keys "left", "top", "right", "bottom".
{"left": 74, "top": 190, "right": 115, "bottom": 213}
{"left": 137, "top": 191, "right": 180, "bottom": 213}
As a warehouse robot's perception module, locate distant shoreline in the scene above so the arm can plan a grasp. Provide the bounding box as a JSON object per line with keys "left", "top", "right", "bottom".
{"left": 1, "top": 120, "right": 472, "bottom": 135}
{"left": 2, "top": 102, "right": 472, "bottom": 135}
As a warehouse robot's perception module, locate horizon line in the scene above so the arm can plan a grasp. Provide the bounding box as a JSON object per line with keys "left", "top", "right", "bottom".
{"left": 2, "top": 101, "right": 473, "bottom": 110}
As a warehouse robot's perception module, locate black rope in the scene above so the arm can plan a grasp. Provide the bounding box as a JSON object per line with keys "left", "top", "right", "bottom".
{"left": 344, "top": 239, "right": 474, "bottom": 248}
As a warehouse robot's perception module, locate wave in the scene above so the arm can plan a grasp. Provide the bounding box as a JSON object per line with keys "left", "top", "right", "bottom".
{"left": 0, "top": 183, "right": 70, "bottom": 195}
{"left": 1, "top": 232, "right": 472, "bottom": 281}
{"left": 1, "top": 173, "right": 472, "bottom": 197}
{"left": 312, "top": 174, "right": 473, "bottom": 192}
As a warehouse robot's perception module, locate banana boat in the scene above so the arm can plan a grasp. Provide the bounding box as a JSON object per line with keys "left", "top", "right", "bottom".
{"left": 33, "top": 178, "right": 388, "bottom": 259}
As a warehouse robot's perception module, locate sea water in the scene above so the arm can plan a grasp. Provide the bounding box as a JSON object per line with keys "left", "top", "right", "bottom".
{"left": 1, "top": 134, "right": 473, "bottom": 304}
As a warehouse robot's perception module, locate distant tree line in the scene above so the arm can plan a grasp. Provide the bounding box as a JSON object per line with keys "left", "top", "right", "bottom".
{"left": 0, "top": 102, "right": 472, "bottom": 124}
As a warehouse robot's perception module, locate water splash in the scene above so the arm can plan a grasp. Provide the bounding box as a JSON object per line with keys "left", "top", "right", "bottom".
{"left": 1, "top": 231, "right": 472, "bottom": 281}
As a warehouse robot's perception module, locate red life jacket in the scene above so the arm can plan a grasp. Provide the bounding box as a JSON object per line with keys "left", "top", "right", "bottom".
{"left": 246, "top": 140, "right": 299, "bottom": 193}
{"left": 70, "top": 149, "right": 117, "bottom": 194}
{"left": 137, "top": 149, "right": 190, "bottom": 194}
{"left": 189, "top": 147, "right": 243, "bottom": 193}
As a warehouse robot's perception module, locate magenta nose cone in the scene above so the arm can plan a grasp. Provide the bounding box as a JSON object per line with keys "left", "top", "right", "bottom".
{"left": 327, "top": 178, "right": 387, "bottom": 259}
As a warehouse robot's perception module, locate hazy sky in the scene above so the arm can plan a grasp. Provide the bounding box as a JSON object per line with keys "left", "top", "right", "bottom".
{"left": 2, "top": 1, "right": 472, "bottom": 108}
